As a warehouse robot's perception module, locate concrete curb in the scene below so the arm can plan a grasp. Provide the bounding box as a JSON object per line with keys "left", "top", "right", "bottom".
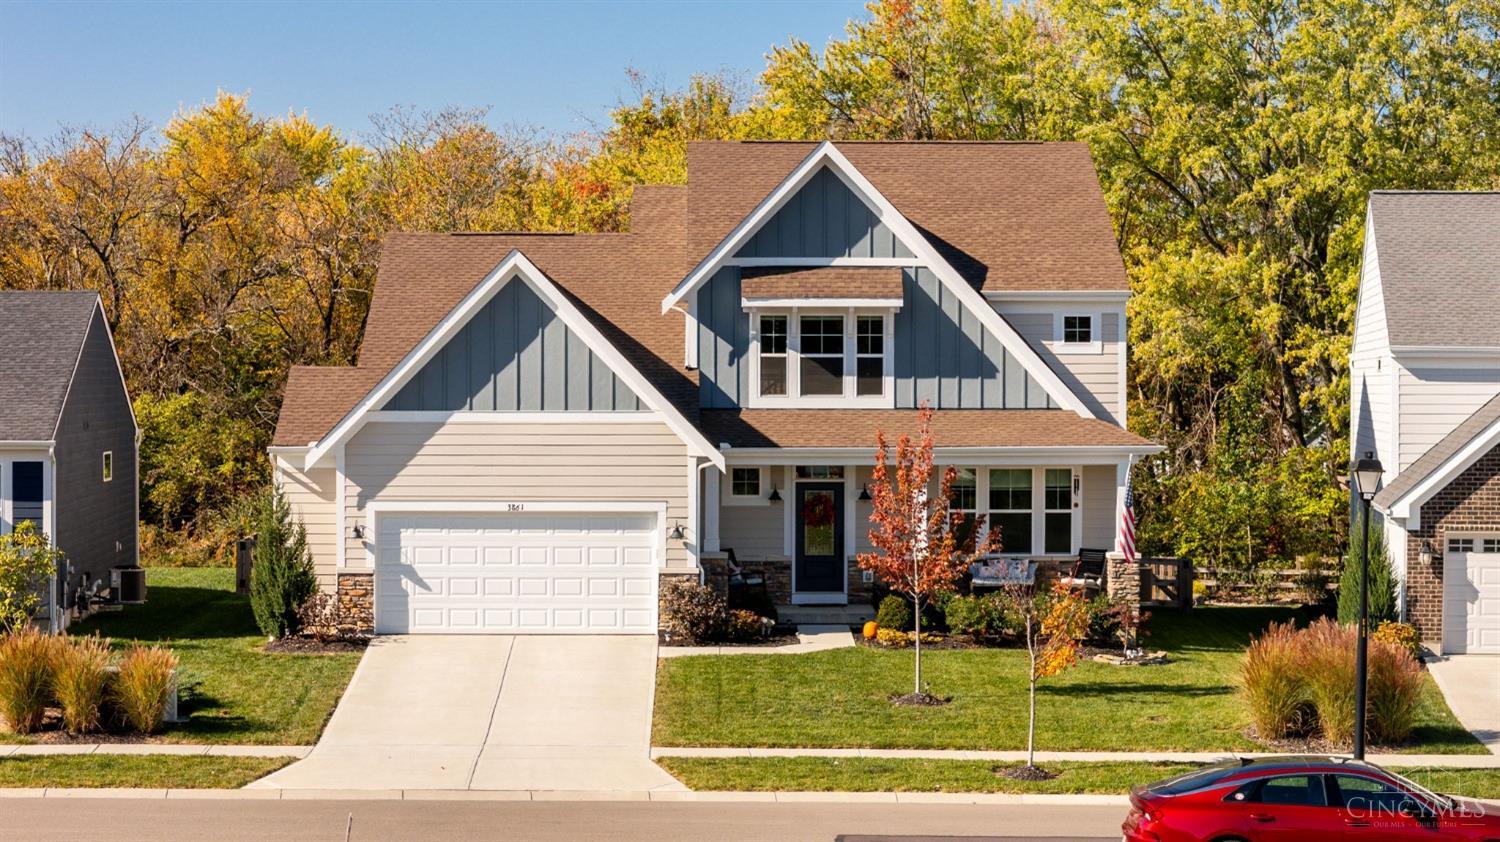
{"left": 0, "top": 787, "right": 1133, "bottom": 804}
{"left": 0, "top": 745, "right": 311, "bottom": 758}
{"left": 650, "top": 747, "right": 1500, "bottom": 768}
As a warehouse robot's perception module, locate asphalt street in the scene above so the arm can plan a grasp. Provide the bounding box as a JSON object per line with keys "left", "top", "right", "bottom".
{"left": 0, "top": 799, "right": 1124, "bottom": 841}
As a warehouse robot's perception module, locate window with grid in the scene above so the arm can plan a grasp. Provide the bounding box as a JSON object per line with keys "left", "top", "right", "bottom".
{"left": 799, "top": 315, "right": 845, "bottom": 396}
{"left": 1450, "top": 538, "right": 1475, "bottom": 553}
{"left": 948, "top": 468, "right": 978, "bottom": 550}
{"left": 1062, "top": 315, "right": 1093, "bottom": 344}
{"left": 989, "top": 469, "right": 1032, "bottom": 555}
{"left": 759, "top": 315, "right": 788, "bottom": 396}
{"left": 731, "top": 467, "right": 761, "bottom": 498}
{"left": 1484, "top": 538, "right": 1500, "bottom": 553}
{"left": 856, "top": 315, "right": 884, "bottom": 396}
{"left": 1044, "top": 468, "right": 1073, "bottom": 554}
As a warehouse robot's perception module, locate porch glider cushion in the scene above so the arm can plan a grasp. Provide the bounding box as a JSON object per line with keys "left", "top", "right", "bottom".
{"left": 740, "top": 267, "right": 904, "bottom": 302}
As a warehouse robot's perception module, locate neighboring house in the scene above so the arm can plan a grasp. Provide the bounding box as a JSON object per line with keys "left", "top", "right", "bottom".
{"left": 271, "top": 141, "right": 1160, "bottom": 636}
{"left": 0, "top": 291, "right": 139, "bottom": 628}
{"left": 1351, "top": 191, "right": 1500, "bottom": 654}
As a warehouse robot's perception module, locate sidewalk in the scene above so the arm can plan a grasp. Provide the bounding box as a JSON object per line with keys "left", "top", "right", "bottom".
{"left": 0, "top": 786, "right": 1128, "bottom": 804}
{"left": 651, "top": 746, "right": 1500, "bottom": 768}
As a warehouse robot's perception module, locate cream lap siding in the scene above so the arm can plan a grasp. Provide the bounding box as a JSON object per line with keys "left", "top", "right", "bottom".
{"left": 341, "top": 419, "right": 691, "bottom": 572}
{"left": 1081, "top": 464, "right": 1116, "bottom": 550}
{"left": 718, "top": 502, "right": 785, "bottom": 560}
{"left": 1396, "top": 364, "right": 1500, "bottom": 471}
{"left": 272, "top": 454, "right": 340, "bottom": 589}
{"left": 997, "top": 308, "right": 1123, "bottom": 425}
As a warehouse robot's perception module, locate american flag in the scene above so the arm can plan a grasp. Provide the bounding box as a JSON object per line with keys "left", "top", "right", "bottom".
{"left": 1119, "top": 474, "right": 1137, "bottom": 563}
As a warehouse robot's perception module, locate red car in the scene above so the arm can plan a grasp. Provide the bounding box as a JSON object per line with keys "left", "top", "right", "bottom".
{"left": 1122, "top": 755, "right": 1500, "bottom": 841}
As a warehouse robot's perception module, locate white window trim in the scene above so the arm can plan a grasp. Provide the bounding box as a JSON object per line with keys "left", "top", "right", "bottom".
{"left": 723, "top": 466, "right": 769, "bottom": 507}
{"left": 747, "top": 306, "right": 895, "bottom": 408}
{"left": 967, "top": 465, "right": 1083, "bottom": 558}
{"left": 102, "top": 451, "right": 113, "bottom": 482}
{"left": 1051, "top": 312, "right": 1103, "bottom": 355}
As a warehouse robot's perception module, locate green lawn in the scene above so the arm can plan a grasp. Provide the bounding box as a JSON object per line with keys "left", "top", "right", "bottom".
{"left": 654, "top": 606, "right": 1484, "bottom": 754}
{"left": 658, "top": 757, "right": 1500, "bottom": 800}
{"left": 0, "top": 755, "right": 290, "bottom": 788}
{"left": 1, "top": 567, "right": 361, "bottom": 745}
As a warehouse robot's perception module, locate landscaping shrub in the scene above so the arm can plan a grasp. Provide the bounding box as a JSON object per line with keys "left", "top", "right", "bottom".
{"left": 1373, "top": 621, "right": 1421, "bottom": 659}
{"left": 875, "top": 628, "right": 941, "bottom": 648}
{"left": 114, "top": 645, "right": 178, "bottom": 734}
{"left": 944, "top": 594, "right": 1007, "bottom": 637}
{"left": 1085, "top": 594, "right": 1123, "bottom": 642}
{"left": 1337, "top": 526, "right": 1396, "bottom": 626}
{"left": 1367, "top": 639, "right": 1424, "bottom": 744}
{"left": 0, "top": 521, "right": 65, "bottom": 632}
{"left": 1240, "top": 622, "right": 1309, "bottom": 739}
{"left": 53, "top": 635, "right": 112, "bottom": 734}
{"left": 875, "top": 595, "right": 911, "bottom": 632}
{"left": 1300, "top": 618, "right": 1358, "bottom": 746}
{"left": 725, "top": 609, "right": 768, "bottom": 642}
{"left": 250, "top": 488, "right": 318, "bottom": 640}
{"left": 0, "top": 627, "right": 59, "bottom": 734}
{"left": 659, "top": 579, "right": 727, "bottom": 643}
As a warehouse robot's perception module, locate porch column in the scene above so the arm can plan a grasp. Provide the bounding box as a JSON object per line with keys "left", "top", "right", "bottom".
{"left": 703, "top": 460, "right": 721, "bottom": 553}
{"left": 1106, "top": 551, "right": 1142, "bottom": 612}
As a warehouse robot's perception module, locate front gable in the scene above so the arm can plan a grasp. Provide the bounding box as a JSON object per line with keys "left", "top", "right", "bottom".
{"left": 734, "top": 166, "right": 913, "bottom": 261}
{"left": 384, "top": 277, "right": 644, "bottom": 412}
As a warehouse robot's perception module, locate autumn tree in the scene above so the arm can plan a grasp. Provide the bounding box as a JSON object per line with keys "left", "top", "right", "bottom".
{"left": 859, "top": 405, "right": 1001, "bottom": 701}
{"left": 1000, "top": 581, "right": 1091, "bottom": 776}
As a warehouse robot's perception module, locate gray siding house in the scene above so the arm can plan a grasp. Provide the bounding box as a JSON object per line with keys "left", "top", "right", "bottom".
{"left": 0, "top": 291, "right": 139, "bottom": 628}
{"left": 272, "top": 141, "right": 1159, "bottom": 636}
{"left": 1351, "top": 192, "right": 1500, "bottom": 654}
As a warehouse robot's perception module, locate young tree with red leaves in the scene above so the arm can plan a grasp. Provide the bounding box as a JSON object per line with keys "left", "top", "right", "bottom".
{"left": 859, "top": 405, "right": 1002, "bottom": 698}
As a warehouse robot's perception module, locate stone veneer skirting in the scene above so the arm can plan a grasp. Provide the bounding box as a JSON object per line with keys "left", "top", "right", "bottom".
{"left": 1402, "top": 445, "right": 1500, "bottom": 643}
{"left": 336, "top": 572, "right": 375, "bottom": 636}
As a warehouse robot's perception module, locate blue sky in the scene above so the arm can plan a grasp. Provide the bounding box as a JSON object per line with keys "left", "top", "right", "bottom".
{"left": 0, "top": 0, "right": 862, "bottom": 141}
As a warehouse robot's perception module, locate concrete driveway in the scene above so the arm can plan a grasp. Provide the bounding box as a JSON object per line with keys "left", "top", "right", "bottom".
{"left": 1427, "top": 654, "right": 1500, "bottom": 754}
{"left": 251, "top": 635, "right": 684, "bottom": 792}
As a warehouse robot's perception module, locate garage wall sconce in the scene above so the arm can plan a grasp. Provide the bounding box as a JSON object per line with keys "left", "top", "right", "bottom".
{"left": 668, "top": 521, "right": 685, "bottom": 540}
{"left": 1419, "top": 539, "right": 1434, "bottom": 566}
{"left": 351, "top": 524, "right": 365, "bottom": 540}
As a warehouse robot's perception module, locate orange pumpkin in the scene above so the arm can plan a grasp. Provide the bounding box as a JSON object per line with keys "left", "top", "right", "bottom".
{"left": 862, "top": 621, "right": 879, "bottom": 640}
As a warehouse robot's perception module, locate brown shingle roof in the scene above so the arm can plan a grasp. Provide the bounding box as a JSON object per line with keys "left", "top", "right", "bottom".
{"left": 699, "top": 409, "right": 1155, "bottom": 449}
{"left": 740, "top": 267, "right": 904, "bottom": 301}
{"left": 1373, "top": 393, "right": 1500, "bottom": 511}
{"left": 686, "top": 141, "right": 1128, "bottom": 293}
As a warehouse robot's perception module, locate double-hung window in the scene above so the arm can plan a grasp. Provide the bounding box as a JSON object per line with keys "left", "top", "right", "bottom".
{"left": 758, "top": 315, "right": 788, "bottom": 396}
{"left": 949, "top": 468, "right": 978, "bottom": 550}
{"left": 988, "top": 469, "right": 1032, "bottom": 555}
{"left": 856, "top": 316, "right": 884, "bottom": 397}
{"left": 799, "top": 315, "right": 844, "bottom": 396}
{"left": 1043, "top": 468, "right": 1073, "bottom": 554}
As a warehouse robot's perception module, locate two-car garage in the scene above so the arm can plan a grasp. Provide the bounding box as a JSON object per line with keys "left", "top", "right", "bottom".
{"left": 372, "top": 510, "right": 661, "bottom": 635}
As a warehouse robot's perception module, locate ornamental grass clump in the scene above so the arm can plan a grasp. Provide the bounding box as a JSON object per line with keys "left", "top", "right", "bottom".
{"left": 114, "top": 645, "right": 178, "bottom": 734}
{"left": 1367, "top": 638, "right": 1424, "bottom": 745}
{"left": 1239, "top": 621, "right": 1310, "bottom": 739}
{"left": 1299, "top": 618, "right": 1358, "bottom": 746}
{"left": 0, "top": 626, "right": 60, "bottom": 734}
{"left": 53, "top": 635, "right": 112, "bottom": 734}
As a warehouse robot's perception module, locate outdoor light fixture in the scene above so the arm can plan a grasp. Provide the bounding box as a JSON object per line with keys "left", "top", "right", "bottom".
{"left": 351, "top": 524, "right": 364, "bottom": 540}
{"left": 768, "top": 486, "right": 782, "bottom": 502}
{"left": 668, "top": 522, "right": 685, "bottom": 540}
{"left": 1419, "top": 540, "right": 1434, "bottom": 567}
{"left": 859, "top": 483, "right": 872, "bottom": 501}
{"left": 1349, "top": 451, "right": 1383, "bottom": 761}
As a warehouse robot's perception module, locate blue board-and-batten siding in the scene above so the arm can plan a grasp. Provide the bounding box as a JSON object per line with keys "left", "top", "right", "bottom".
{"left": 734, "top": 167, "right": 913, "bottom": 260}
{"left": 695, "top": 265, "right": 1053, "bottom": 410}
{"left": 384, "top": 279, "right": 644, "bottom": 412}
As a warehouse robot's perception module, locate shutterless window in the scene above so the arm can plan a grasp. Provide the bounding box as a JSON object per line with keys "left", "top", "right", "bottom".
{"left": 799, "top": 315, "right": 845, "bottom": 396}
{"left": 1062, "top": 315, "right": 1093, "bottom": 344}
{"left": 949, "top": 468, "right": 978, "bottom": 550}
{"left": 856, "top": 315, "right": 884, "bottom": 396}
{"left": 731, "top": 467, "right": 761, "bottom": 497}
{"left": 989, "top": 469, "right": 1032, "bottom": 555}
{"left": 759, "top": 315, "right": 788, "bottom": 396}
{"left": 1483, "top": 538, "right": 1500, "bottom": 553}
{"left": 12, "top": 461, "right": 43, "bottom": 526}
{"left": 102, "top": 451, "right": 113, "bottom": 482}
{"left": 1044, "top": 468, "right": 1073, "bottom": 554}
{"left": 1449, "top": 538, "right": 1474, "bottom": 553}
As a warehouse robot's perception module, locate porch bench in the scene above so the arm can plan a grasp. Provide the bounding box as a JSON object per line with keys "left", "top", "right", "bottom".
{"left": 968, "top": 558, "right": 1037, "bottom": 589}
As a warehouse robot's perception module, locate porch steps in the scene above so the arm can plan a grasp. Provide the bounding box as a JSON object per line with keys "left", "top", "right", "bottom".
{"left": 777, "top": 604, "right": 873, "bottom": 628}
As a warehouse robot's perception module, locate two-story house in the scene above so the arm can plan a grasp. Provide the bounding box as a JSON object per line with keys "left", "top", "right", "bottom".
{"left": 271, "top": 141, "right": 1159, "bottom": 636}
{"left": 1351, "top": 191, "right": 1500, "bottom": 654}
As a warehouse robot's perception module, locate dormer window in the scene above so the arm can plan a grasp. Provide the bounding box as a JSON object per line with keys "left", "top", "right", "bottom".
{"left": 749, "top": 308, "right": 893, "bottom": 407}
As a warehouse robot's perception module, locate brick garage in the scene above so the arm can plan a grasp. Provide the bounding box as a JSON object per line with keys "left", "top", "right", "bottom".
{"left": 1402, "top": 445, "right": 1500, "bottom": 643}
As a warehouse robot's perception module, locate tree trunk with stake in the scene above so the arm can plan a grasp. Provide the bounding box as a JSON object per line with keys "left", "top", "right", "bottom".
{"left": 1025, "top": 612, "right": 1037, "bottom": 767}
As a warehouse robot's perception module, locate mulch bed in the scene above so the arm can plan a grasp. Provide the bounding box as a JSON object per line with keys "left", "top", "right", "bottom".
{"left": 889, "top": 691, "right": 952, "bottom": 707}
{"left": 262, "top": 637, "right": 369, "bottom": 654}
{"left": 659, "top": 633, "right": 803, "bottom": 648}
{"left": 16, "top": 708, "right": 169, "bottom": 744}
{"left": 997, "top": 764, "right": 1056, "bottom": 781}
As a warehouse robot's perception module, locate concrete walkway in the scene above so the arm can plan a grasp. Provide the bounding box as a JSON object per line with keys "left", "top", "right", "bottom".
{"left": 652, "top": 746, "right": 1500, "bottom": 768}
{"left": 656, "top": 625, "right": 855, "bottom": 657}
{"left": 250, "top": 635, "right": 683, "bottom": 792}
{"left": 1426, "top": 654, "right": 1500, "bottom": 754}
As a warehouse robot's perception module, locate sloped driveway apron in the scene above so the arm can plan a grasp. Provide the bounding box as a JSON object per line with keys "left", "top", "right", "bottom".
{"left": 251, "top": 635, "right": 683, "bottom": 792}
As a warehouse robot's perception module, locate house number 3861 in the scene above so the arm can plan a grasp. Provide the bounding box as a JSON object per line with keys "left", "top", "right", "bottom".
{"left": 506, "top": 503, "right": 525, "bottom": 512}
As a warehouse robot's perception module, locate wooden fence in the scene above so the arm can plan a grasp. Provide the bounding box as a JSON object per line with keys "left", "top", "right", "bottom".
{"left": 1140, "top": 557, "right": 1193, "bottom": 609}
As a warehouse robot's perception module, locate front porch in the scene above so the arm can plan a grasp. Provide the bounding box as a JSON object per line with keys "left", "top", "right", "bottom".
{"left": 692, "top": 460, "right": 1137, "bottom": 616}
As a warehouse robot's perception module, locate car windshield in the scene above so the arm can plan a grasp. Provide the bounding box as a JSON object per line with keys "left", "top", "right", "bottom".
{"left": 1147, "top": 761, "right": 1247, "bottom": 796}
{"left": 1380, "top": 768, "right": 1455, "bottom": 810}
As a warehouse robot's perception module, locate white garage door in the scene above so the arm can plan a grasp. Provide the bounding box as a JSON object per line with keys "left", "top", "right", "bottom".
{"left": 375, "top": 512, "right": 658, "bottom": 634}
{"left": 1443, "top": 537, "right": 1500, "bottom": 654}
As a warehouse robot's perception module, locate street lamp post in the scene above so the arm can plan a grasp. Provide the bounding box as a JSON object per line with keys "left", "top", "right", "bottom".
{"left": 1351, "top": 453, "right": 1384, "bottom": 761}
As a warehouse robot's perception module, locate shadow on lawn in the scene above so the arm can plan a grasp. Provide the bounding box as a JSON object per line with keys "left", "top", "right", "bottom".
{"left": 1042, "top": 682, "right": 1233, "bottom": 700}
{"left": 74, "top": 583, "right": 261, "bottom": 642}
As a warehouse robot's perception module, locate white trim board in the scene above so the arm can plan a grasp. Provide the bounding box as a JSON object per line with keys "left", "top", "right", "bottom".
{"left": 1378, "top": 413, "right": 1500, "bottom": 525}
{"left": 658, "top": 141, "right": 1095, "bottom": 418}
{"left": 304, "top": 250, "right": 724, "bottom": 472}
{"left": 721, "top": 445, "right": 1161, "bottom": 467}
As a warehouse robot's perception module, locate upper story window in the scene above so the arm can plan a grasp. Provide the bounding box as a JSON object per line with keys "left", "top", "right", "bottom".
{"left": 1054, "top": 313, "right": 1102, "bottom": 354}
{"left": 102, "top": 451, "right": 114, "bottom": 483}
{"left": 751, "top": 309, "right": 892, "bottom": 407}
{"left": 1062, "top": 315, "right": 1092, "bottom": 344}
